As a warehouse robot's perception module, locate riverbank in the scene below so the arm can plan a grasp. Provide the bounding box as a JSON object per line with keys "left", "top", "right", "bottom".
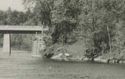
{"left": 50, "top": 56, "right": 125, "bottom": 64}
{"left": 44, "top": 41, "right": 125, "bottom": 64}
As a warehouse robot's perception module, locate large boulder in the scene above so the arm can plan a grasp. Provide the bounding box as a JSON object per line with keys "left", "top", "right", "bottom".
{"left": 43, "top": 44, "right": 72, "bottom": 59}
{"left": 51, "top": 47, "right": 72, "bottom": 61}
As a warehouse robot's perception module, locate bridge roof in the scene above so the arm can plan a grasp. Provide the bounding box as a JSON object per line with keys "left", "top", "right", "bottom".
{"left": 0, "top": 25, "right": 48, "bottom": 34}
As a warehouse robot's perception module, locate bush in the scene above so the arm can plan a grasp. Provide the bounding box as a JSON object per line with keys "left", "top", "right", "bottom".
{"left": 85, "top": 47, "right": 101, "bottom": 61}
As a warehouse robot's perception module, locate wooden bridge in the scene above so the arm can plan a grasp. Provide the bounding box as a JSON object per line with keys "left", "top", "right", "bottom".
{"left": 0, "top": 25, "right": 48, "bottom": 56}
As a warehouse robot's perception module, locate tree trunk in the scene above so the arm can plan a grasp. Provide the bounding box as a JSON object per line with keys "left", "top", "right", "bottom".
{"left": 107, "top": 26, "right": 112, "bottom": 54}
{"left": 91, "top": 58, "right": 94, "bottom": 62}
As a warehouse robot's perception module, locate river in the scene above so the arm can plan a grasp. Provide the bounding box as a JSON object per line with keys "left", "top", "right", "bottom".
{"left": 0, "top": 50, "right": 125, "bottom": 79}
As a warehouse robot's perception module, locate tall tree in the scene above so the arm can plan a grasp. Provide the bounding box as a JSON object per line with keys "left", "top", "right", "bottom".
{"left": 23, "top": 0, "right": 82, "bottom": 44}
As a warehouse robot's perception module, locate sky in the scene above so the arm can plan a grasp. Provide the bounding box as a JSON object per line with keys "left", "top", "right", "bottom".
{"left": 0, "top": 0, "right": 25, "bottom": 11}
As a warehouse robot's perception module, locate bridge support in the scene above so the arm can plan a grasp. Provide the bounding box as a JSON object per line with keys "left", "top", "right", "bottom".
{"left": 32, "top": 35, "right": 46, "bottom": 57}
{"left": 3, "top": 34, "right": 11, "bottom": 55}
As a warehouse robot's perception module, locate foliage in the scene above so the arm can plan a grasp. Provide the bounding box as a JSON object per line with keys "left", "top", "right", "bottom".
{"left": 23, "top": 0, "right": 82, "bottom": 44}
{"left": 0, "top": 0, "right": 125, "bottom": 59}
{"left": 23, "top": 0, "right": 125, "bottom": 60}
{"left": 85, "top": 47, "right": 101, "bottom": 61}
{"left": 78, "top": 0, "right": 125, "bottom": 60}
{"left": 51, "top": 0, "right": 82, "bottom": 44}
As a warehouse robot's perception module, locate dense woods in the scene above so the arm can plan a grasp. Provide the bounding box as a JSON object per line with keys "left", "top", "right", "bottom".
{"left": 0, "top": 0, "right": 125, "bottom": 60}
{"left": 23, "top": 0, "right": 125, "bottom": 60}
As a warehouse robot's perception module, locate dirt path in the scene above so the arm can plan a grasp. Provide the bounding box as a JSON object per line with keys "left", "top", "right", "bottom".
{"left": 0, "top": 50, "right": 125, "bottom": 79}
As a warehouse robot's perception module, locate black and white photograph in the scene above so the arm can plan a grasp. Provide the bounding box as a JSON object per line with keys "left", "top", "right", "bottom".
{"left": 0, "top": 0, "right": 125, "bottom": 79}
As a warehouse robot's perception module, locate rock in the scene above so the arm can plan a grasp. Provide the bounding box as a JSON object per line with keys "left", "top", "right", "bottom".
{"left": 100, "top": 59, "right": 107, "bottom": 63}
{"left": 82, "top": 57, "right": 89, "bottom": 61}
{"left": 51, "top": 53, "right": 63, "bottom": 60}
{"left": 64, "top": 53, "right": 70, "bottom": 57}
{"left": 44, "top": 53, "right": 54, "bottom": 58}
{"left": 118, "top": 59, "right": 125, "bottom": 64}
{"left": 94, "top": 57, "right": 107, "bottom": 63}
{"left": 51, "top": 52, "right": 72, "bottom": 61}
{"left": 119, "top": 60, "right": 123, "bottom": 64}
{"left": 107, "top": 58, "right": 125, "bottom": 64}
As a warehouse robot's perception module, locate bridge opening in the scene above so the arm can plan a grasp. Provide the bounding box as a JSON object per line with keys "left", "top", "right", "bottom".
{"left": 0, "top": 25, "right": 48, "bottom": 56}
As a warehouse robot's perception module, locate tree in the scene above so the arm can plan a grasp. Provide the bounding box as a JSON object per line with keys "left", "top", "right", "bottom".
{"left": 79, "top": 0, "right": 125, "bottom": 60}
{"left": 23, "top": 0, "right": 82, "bottom": 44}
{"left": 51, "top": 0, "right": 82, "bottom": 44}
{"left": 23, "top": 0, "right": 125, "bottom": 60}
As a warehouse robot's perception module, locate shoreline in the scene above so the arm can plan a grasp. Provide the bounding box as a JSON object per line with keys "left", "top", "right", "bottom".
{"left": 50, "top": 57, "right": 125, "bottom": 64}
